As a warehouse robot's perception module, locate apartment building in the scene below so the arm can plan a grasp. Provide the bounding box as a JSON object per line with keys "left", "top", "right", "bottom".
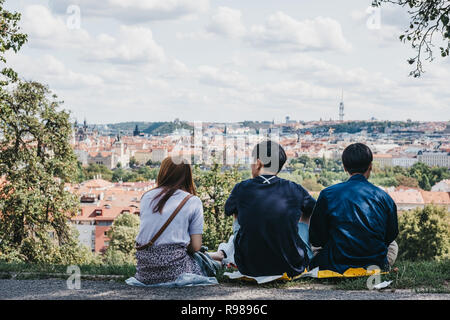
{"left": 68, "top": 179, "right": 156, "bottom": 253}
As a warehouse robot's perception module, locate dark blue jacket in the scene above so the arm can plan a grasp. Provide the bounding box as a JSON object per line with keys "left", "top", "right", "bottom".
{"left": 225, "top": 175, "right": 316, "bottom": 277}
{"left": 309, "top": 174, "right": 398, "bottom": 274}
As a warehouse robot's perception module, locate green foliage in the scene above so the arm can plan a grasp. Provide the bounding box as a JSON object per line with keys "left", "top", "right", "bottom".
{"left": 78, "top": 163, "right": 159, "bottom": 183}
{"left": 0, "top": 81, "right": 81, "bottom": 260}
{"left": 0, "top": 0, "right": 28, "bottom": 84}
{"left": 395, "top": 174, "right": 419, "bottom": 188}
{"left": 301, "top": 178, "right": 325, "bottom": 192}
{"left": 300, "top": 120, "right": 418, "bottom": 135}
{"left": 397, "top": 205, "right": 450, "bottom": 261}
{"left": 373, "top": 0, "right": 450, "bottom": 77}
{"left": 408, "top": 162, "right": 450, "bottom": 190}
{"left": 194, "top": 163, "right": 241, "bottom": 250}
{"left": 0, "top": 226, "right": 100, "bottom": 265}
{"left": 81, "top": 163, "right": 113, "bottom": 181}
{"left": 104, "top": 213, "right": 140, "bottom": 265}
{"left": 143, "top": 121, "right": 193, "bottom": 135}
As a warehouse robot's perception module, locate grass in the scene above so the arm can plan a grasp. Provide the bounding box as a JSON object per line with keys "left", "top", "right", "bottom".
{"left": 216, "top": 260, "right": 450, "bottom": 293}
{"left": 1, "top": 259, "right": 449, "bottom": 292}
{"left": 0, "top": 262, "right": 136, "bottom": 281}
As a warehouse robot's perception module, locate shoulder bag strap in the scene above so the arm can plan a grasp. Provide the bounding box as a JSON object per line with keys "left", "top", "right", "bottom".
{"left": 136, "top": 194, "right": 194, "bottom": 251}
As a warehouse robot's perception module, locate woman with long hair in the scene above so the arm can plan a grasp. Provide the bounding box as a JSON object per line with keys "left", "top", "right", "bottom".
{"left": 134, "top": 156, "right": 211, "bottom": 285}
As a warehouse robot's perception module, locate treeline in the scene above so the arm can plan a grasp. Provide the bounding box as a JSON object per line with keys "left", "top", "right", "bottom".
{"left": 278, "top": 155, "right": 448, "bottom": 192}
{"left": 103, "top": 121, "right": 193, "bottom": 135}
{"left": 300, "top": 121, "right": 420, "bottom": 134}
{"left": 77, "top": 155, "right": 449, "bottom": 192}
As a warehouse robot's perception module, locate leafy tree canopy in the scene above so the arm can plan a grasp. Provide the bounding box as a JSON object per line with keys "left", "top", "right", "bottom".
{"left": 373, "top": 0, "right": 450, "bottom": 77}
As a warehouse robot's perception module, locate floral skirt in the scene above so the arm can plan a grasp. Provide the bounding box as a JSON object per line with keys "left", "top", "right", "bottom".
{"left": 134, "top": 243, "right": 203, "bottom": 285}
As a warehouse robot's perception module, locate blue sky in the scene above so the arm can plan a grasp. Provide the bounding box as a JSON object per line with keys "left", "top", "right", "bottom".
{"left": 5, "top": 0, "right": 450, "bottom": 124}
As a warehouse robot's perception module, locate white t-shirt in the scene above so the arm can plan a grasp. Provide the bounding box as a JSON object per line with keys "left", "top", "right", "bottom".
{"left": 136, "top": 188, "right": 204, "bottom": 247}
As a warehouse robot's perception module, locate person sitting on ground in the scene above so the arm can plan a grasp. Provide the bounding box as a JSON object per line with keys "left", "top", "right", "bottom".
{"left": 134, "top": 156, "right": 218, "bottom": 285}
{"left": 309, "top": 143, "right": 399, "bottom": 274}
{"left": 210, "top": 140, "right": 316, "bottom": 277}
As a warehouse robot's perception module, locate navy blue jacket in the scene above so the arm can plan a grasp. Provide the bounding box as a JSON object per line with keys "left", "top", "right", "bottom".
{"left": 225, "top": 175, "right": 316, "bottom": 277}
{"left": 309, "top": 174, "right": 398, "bottom": 274}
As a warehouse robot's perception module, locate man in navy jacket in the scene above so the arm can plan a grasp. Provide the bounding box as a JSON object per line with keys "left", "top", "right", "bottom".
{"left": 309, "top": 143, "right": 399, "bottom": 274}
{"left": 223, "top": 140, "right": 316, "bottom": 277}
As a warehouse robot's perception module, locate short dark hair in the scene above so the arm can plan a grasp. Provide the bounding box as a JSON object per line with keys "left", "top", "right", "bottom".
{"left": 342, "top": 143, "right": 373, "bottom": 174}
{"left": 252, "top": 140, "right": 287, "bottom": 174}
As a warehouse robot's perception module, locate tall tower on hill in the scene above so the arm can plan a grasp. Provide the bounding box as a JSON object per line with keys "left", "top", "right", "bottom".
{"left": 339, "top": 90, "right": 345, "bottom": 122}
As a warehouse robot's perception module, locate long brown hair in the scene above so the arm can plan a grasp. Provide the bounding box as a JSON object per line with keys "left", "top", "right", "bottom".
{"left": 151, "top": 156, "right": 196, "bottom": 214}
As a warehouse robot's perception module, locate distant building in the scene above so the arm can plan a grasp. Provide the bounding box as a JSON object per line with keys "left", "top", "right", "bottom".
{"left": 392, "top": 157, "right": 418, "bottom": 168}
{"left": 74, "top": 149, "right": 89, "bottom": 166}
{"left": 417, "top": 151, "right": 450, "bottom": 168}
{"left": 133, "top": 150, "right": 152, "bottom": 164}
{"left": 133, "top": 125, "right": 140, "bottom": 137}
{"left": 151, "top": 148, "right": 168, "bottom": 163}
{"left": 69, "top": 179, "right": 156, "bottom": 253}
{"left": 431, "top": 179, "right": 450, "bottom": 192}
{"left": 386, "top": 188, "right": 450, "bottom": 211}
{"left": 373, "top": 154, "right": 393, "bottom": 168}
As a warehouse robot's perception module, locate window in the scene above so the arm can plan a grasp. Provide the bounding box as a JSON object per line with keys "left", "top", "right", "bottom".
{"left": 96, "top": 221, "right": 112, "bottom": 226}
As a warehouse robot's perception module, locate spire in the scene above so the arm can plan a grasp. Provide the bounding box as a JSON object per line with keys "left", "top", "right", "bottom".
{"left": 339, "top": 89, "right": 345, "bottom": 122}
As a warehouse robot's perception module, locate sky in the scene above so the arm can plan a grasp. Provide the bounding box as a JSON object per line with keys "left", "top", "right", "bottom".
{"left": 4, "top": 0, "right": 450, "bottom": 124}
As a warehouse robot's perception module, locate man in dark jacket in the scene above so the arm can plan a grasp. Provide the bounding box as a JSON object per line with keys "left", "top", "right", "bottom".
{"left": 222, "top": 140, "right": 316, "bottom": 277}
{"left": 309, "top": 143, "right": 398, "bottom": 274}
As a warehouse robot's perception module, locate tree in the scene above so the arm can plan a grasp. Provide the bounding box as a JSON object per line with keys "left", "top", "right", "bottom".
{"left": 301, "top": 178, "right": 325, "bottom": 192}
{"left": 0, "top": 0, "right": 28, "bottom": 85}
{"left": 84, "top": 163, "right": 113, "bottom": 181}
{"left": 373, "top": 0, "right": 450, "bottom": 77}
{"left": 129, "top": 156, "right": 138, "bottom": 168}
{"left": 0, "top": 82, "right": 81, "bottom": 261}
{"left": 395, "top": 174, "right": 419, "bottom": 188}
{"left": 104, "top": 213, "right": 140, "bottom": 265}
{"left": 397, "top": 205, "right": 450, "bottom": 261}
{"left": 194, "top": 162, "right": 241, "bottom": 250}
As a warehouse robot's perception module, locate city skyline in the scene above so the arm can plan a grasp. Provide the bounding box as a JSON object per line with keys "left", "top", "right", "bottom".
{"left": 4, "top": 0, "right": 450, "bottom": 124}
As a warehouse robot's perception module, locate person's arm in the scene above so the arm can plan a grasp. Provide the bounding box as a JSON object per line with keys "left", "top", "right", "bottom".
{"left": 187, "top": 197, "right": 204, "bottom": 253}
{"left": 225, "top": 183, "right": 240, "bottom": 217}
{"left": 385, "top": 197, "right": 399, "bottom": 245}
{"left": 187, "top": 234, "right": 202, "bottom": 253}
{"left": 309, "top": 192, "right": 329, "bottom": 248}
{"left": 301, "top": 188, "right": 317, "bottom": 219}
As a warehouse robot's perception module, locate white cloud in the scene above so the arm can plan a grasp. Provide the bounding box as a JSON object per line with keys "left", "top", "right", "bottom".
{"left": 262, "top": 54, "right": 396, "bottom": 89}
{"left": 246, "top": 12, "right": 352, "bottom": 52}
{"left": 86, "top": 25, "right": 166, "bottom": 64}
{"left": 206, "top": 7, "right": 246, "bottom": 38}
{"left": 197, "top": 65, "right": 249, "bottom": 89}
{"left": 22, "top": 5, "right": 90, "bottom": 49}
{"left": 23, "top": 6, "right": 166, "bottom": 66}
{"left": 8, "top": 54, "right": 104, "bottom": 89}
{"left": 48, "top": 0, "right": 210, "bottom": 23}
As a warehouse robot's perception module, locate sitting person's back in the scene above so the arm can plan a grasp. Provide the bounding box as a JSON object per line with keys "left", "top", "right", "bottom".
{"left": 225, "top": 141, "right": 316, "bottom": 277}
{"left": 309, "top": 143, "right": 398, "bottom": 274}
{"left": 134, "top": 157, "right": 205, "bottom": 285}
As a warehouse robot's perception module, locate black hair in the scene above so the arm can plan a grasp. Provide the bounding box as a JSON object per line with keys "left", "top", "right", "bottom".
{"left": 252, "top": 140, "right": 287, "bottom": 174}
{"left": 342, "top": 143, "right": 373, "bottom": 175}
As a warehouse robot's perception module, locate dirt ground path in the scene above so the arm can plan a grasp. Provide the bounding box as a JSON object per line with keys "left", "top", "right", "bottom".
{"left": 0, "top": 279, "right": 448, "bottom": 300}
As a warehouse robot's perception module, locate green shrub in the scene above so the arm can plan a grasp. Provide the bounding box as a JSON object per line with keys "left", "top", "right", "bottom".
{"left": 397, "top": 205, "right": 450, "bottom": 261}
{"left": 0, "top": 226, "right": 101, "bottom": 265}
{"left": 103, "top": 213, "right": 140, "bottom": 265}
{"left": 194, "top": 163, "right": 241, "bottom": 250}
